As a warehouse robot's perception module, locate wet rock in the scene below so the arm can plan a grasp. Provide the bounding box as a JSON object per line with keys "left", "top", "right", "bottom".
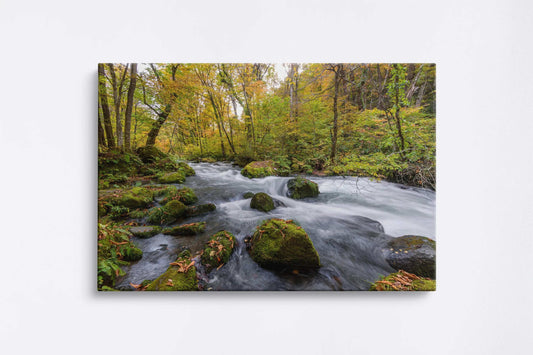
{"left": 163, "top": 222, "right": 206, "bottom": 236}
{"left": 145, "top": 250, "right": 198, "bottom": 291}
{"left": 273, "top": 198, "right": 286, "bottom": 208}
{"left": 185, "top": 203, "right": 216, "bottom": 217}
{"left": 287, "top": 177, "right": 319, "bottom": 199}
{"left": 129, "top": 226, "right": 162, "bottom": 238}
{"left": 160, "top": 186, "right": 198, "bottom": 205}
{"left": 250, "top": 192, "right": 275, "bottom": 212}
{"left": 249, "top": 219, "right": 320, "bottom": 270}
{"left": 158, "top": 171, "right": 186, "bottom": 184}
{"left": 241, "top": 161, "right": 276, "bottom": 178}
{"left": 243, "top": 191, "right": 254, "bottom": 199}
{"left": 147, "top": 200, "right": 187, "bottom": 225}
{"left": 383, "top": 235, "right": 436, "bottom": 278}
{"left": 200, "top": 231, "right": 236, "bottom": 272}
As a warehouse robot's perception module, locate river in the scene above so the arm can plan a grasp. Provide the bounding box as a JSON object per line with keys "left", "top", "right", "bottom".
{"left": 117, "top": 162, "right": 436, "bottom": 291}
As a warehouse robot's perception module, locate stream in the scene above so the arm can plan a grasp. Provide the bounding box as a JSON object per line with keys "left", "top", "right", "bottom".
{"left": 117, "top": 162, "right": 436, "bottom": 291}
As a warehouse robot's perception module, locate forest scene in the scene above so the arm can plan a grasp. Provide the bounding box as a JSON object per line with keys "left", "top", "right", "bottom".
{"left": 98, "top": 63, "right": 436, "bottom": 291}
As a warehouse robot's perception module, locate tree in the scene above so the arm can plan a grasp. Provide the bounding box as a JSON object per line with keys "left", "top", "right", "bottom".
{"left": 124, "top": 63, "right": 137, "bottom": 151}
{"left": 98, "top": 63, "right": 115, "bottom": 148}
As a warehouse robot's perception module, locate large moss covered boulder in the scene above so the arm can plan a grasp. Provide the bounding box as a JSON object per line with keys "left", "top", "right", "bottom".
{"left": 201, "top": 231, "right": 236, "bottom": 272}
{"left": 118, "top": 187, "right": 154, "bottom": 208}
{"left": 136, "top": 145, "right": 168, "bottom": 163}
{"left": 145, "top": 250, "right": 198, "bottom": 291}
{"left": 369, "top": 270, "right": 436, "bottom": 291}
{"left": 158, "top": 171, "right": 186, "bottom": 184}
{"left": 287, "top": 177, "right": 319, "bottom": 199}
{"left": 160, "top": 186, "right": 198, "bottom": 205}
{"left": 383, "top": 235, "right": 436, "bottom": 278}
{"left": 147, "top": 200, "right": 187, "bottom": 225}
{"left": 163, "top": 222, "right": 206, "bottom": 236}
{"left": 249, "top": 219, "right": 320, "bottom": 270}
{"left": 241, "top": 161, "right": 276, "bottom": 178}
{"left": 250, "top": 192, "right": 275, "bottom": 212}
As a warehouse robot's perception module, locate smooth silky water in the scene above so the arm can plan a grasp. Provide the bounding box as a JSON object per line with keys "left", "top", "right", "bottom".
{"left": 117, "top": 162, "right": 435, "bottom": 291}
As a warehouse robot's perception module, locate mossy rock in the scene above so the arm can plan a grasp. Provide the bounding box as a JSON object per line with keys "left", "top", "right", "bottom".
{"left": 249, "top": 219, "right": 320, "bottom": 270}
{"left": 145, "top": 250, "right": 198, "bottom": 291}
{"left": 136, "top": 145, "right": 168, "bottom": 163}
{"left": 241, "top": 161, "right": 276, "bottom": 178}
{"left": 287, "top": 177, "right": 319, "bottom": 199}
{"left": 160, "top": 187, "right": 198, "bottom": 205}
{"left": 118, "top": 187, "right": 154, "bottom": 208}
{"left": 369, "top": 270, "right": 436, "bottom": 291}
{"left": 122, "top": 246, "right": 143, "bottom": 262}
{"left": 147, "top": 200, "right": 187, "bottom": 225}
{"left": 250, "top": 192, "right": 275, "bottom": 212}
{"left": 177, "top": 162, "right": 195, "bottom": 176}
{"left": 185, "top": 203, "right": 216, "bottom": 217}
{"left": 243, "top": 191, "right": 254, "bottom": 199}
{"left": 163, "top": 222, "right": 206, "bottom": 236}
{"left": 383, "top": 235, "right": 436, "bottom": 278}
{"left": 128, "top": 208, "right": 149, "bottom": 219}
{"left": 201, "top": 231, "right": 236, "bottom": 272}
{"left": 158, "top": 171, "right": 186, "bottom": 184}
{"left": 129, "top": 226, "right": 162, "bottom": 238}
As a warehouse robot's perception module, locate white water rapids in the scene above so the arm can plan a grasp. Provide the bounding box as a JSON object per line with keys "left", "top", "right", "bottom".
{"left": 117, "top": 162, "right": 435, "bottom": 291}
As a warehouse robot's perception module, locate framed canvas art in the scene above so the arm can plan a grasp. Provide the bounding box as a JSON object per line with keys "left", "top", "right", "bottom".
{"left": 97, "top": 63, "right": 436, "bottom": 291}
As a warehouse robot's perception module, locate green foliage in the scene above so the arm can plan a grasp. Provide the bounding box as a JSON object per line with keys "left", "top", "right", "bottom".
{"left": 158, "top": 171, "right": 186, "bottom": 184}
{"left": 159, "top": 186, "right": 198, "bottom": 205}
{"left": 97, "top": 223, "right": 137, "bottom": 290}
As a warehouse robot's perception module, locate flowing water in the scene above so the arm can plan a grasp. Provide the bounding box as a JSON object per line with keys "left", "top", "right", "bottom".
{"left": 117, "top": 162, "right": 435, "bottom": 291}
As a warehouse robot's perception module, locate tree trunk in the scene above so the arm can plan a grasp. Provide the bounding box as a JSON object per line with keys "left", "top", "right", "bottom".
{"left": 146, "top": 104, "right": 171, "bottom": 146}
{"left": 98, "top": 64, "right": 115, "bottom": 148}
{"left": 330, "top": 64, "right": 343, "bottom": 163}
{"left": 98, "top": 104, "right": 105, "bottom": 147}
{"left": 124, "top": 63, "right": 137, "bottom": 151}
{"left": 108, "top": 63, "right": 128, "bottom": 149}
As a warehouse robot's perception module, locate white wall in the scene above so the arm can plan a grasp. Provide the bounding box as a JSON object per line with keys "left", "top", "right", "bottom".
{"left": 1, "top": 1, "right": 532, "bottom": 354}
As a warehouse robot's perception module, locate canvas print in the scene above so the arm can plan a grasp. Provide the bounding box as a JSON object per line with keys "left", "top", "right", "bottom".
{"left": 98, "top": 63, "right": 436, "bottom": 291}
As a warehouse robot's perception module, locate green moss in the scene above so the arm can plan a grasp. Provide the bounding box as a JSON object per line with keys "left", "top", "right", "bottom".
{"left": 109, "top": 205, "right": 130, "bottom": 220}
{"left": 250, "top": 192, "right": 275, "bottom": 212}
{"left": 201, "top": 231, "right": 236, "bottom": 272}
{"left": 163, "top": 222, "right": 206, "bottom": 236}
{"left": 140, "top": 279, "right": 152, "bottom": 288}
{"left": 98, "top": 150, "right": 143, "bottom": 177}
{"left": 241, "top": 161, "right": 276, "bottom": 178}
{"left": 129, "top": 226, "right": 162, "bottom": 238}
{"left": 118, "top": 187, "right": 154, "bottom": 208}
{"left": 158, "top": 171, "right": 186, "bottom": 184}
{"left": 185, "top": 203, "right": 216, "bottom": 217}
{"left": 243, "top": 192, "right": 254, "bottom": 199}
{"left": 369, "top": 271, "right": 436, "bottom": 291}
{"left": 122, "top": 246, "right": 143, "bottom": 261}
{"left": 145, "top": 250, "right": 198, "bottom": 291}
{"left": 287, "top": 177, "right": 319, "bottom": 199}
{"left": 388, "top": 235, "right": 436, "bottom": 251}
{"left": 160, "top": 187, "right": 198, "bottom": 205}
{"left": 147, "top": 200, "right": 187, "bottom": 225}
{"left": 136, "top": 145, "right": 168, "bottom": 163}
{"left": 249, "top": 219, "right": 320, "bottom": 270}
{"left": 128, "top": 209, "right": 149, "bottom": 219}
{"left": 177, "top": 162, "right": 196, "bottom": 176}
